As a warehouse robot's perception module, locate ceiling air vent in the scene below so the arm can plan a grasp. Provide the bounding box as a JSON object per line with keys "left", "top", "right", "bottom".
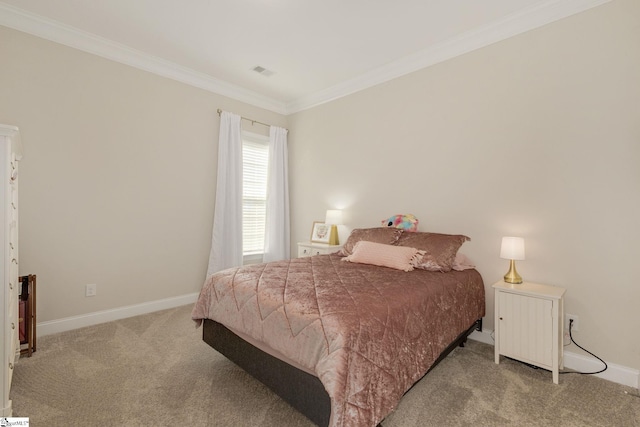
{"left": 252, "top": 65, "right": 276, "bottom": 77}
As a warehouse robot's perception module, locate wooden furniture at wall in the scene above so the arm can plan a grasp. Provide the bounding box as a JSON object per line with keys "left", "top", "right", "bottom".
{"left": 493, "top": 280, "right": 566, "bottom": 384}
{"left": 19, "top": 274, "right": 36, "bottom": 357}
{"left": 0, "top": 124, "right": 21, "bottom": 416}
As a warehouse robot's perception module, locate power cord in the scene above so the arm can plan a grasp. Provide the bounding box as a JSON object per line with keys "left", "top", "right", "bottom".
{"left": 560, "top": 318, "right": 607, "bottom": 375}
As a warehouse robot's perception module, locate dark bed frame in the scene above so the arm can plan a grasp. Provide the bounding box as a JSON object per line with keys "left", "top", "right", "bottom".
{"left": 203, "top": 317, "right": 482, "bottom": 426}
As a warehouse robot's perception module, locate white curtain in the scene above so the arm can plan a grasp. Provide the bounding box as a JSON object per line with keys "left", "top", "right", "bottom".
{"left": 263, "top": 126, "right": 290, "bottom": 262}
{"left": 207, "top": 111, "right": 243, "bottom": 276}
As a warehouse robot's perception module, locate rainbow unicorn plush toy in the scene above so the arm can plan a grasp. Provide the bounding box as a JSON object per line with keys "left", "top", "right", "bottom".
{"left": 381, "top": 214, "right": 419, "bottom": 232}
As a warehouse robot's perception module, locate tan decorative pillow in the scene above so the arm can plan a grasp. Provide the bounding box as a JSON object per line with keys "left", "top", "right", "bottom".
{"left": 342, "top": 241, "right": 423, "bottom": 272}
{"left": 339, "top": 227, "right": 403, "bottom": 256}
{"left": 395, "top": 232, "right": 470, "bottom": 272}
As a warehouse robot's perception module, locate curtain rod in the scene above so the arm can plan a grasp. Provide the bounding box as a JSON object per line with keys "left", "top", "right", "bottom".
{"left": 217, "top": 109, "right": 287, "bottom": 131}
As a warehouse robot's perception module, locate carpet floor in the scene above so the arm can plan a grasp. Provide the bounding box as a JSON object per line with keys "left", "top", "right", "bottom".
{"left": 10, "top": 304, "right": 640, "bottom": 426}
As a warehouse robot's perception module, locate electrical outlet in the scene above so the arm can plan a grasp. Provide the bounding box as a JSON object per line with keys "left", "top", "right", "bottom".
{"left": 565, "top": 313, "right": 579, "bottom": 332}
{"left": 85, "top": 283, "right": 97, "bottom": 297}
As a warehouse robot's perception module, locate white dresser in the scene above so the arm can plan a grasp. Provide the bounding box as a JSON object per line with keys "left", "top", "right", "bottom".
{"left": 1, "top": 125, "right": 21, "bottom": 416}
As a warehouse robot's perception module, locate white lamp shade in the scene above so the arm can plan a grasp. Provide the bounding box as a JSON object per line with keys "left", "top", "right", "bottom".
{"left": 325, "top": 209, "right": 343, "bottom": 225}
{"left": 500, "top": 237, "right": 525, "bottom": 260}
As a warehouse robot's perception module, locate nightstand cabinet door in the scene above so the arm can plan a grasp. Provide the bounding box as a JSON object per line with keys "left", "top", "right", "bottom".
{"left": 496, "top": 292, "right": 553, "bottom": 367}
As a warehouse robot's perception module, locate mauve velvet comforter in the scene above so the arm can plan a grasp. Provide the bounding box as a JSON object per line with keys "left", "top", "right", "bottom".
{"left": 192, "top": 254, "right": 485, "bottom": 427}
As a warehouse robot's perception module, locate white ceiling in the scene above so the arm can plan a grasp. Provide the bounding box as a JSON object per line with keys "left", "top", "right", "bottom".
{"left": 0, "top": 0, "right": 609, "bottom": 114}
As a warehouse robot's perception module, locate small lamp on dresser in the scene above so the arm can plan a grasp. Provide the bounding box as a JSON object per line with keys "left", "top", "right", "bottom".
{"left": 325, "top": 210, "right": 343, "bottom": 246}
{"left": 500, "top": 236, "right": 525, "bottom": 284}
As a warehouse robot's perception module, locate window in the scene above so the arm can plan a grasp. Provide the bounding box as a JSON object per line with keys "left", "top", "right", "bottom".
{"left": 242, "top": 132, "right": 269, "bottom": 261}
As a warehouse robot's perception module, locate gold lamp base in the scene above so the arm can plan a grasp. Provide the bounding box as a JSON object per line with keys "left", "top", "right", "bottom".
{"left": 503, "top": 259, "right": 523, "bottom": 284}
{"left": 328, "top": 225, "right": 339, "bottom": 245}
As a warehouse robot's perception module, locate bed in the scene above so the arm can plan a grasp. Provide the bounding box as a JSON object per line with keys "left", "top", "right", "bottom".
{"left": 192, "top": 228, "right": 485, "bottom": 427}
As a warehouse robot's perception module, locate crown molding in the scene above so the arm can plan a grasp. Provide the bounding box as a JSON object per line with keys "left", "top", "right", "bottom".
{"left": 0, "top": 2, "right": 288, "bottom": 115}
{"left": 0, "top": 0, "right": 611, "bottom": 116}
{"left": 285, "top": 0, "right": 612, "bottom": 114}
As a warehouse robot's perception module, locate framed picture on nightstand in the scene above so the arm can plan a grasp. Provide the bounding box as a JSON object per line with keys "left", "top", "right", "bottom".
{"left": 310, "top": 221, "right": 330, "bottom": 243}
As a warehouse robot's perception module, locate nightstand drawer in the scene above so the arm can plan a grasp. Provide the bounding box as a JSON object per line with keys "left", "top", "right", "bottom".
{"left": 297, "top": 242, "right": 342, "bottom": 258}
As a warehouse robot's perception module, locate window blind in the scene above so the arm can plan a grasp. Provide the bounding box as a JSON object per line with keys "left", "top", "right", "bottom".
{"left": 242, "top": 136, "right": 269, "bottom": 255}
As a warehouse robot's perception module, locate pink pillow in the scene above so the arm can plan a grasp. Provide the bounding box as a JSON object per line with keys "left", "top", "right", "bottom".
{"left": 339, "top": 227, "right": 403, "bottom": 256}
{"left": 396, "top": 232, "right": 470, "bottom": 272}
{"left": 342, "top": 241, "right": 424, "bottom": 272}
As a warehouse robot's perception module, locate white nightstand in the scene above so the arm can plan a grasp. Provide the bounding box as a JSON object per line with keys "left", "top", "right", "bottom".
{"left": 297, "top": 242, "right": 343, "bottom": 258}
{"left": 493, "top": 280, "right": 566, "bottom": 384}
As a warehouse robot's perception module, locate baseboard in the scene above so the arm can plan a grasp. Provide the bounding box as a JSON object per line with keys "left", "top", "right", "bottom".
{"left": 469, "top": 329, "right": 639, "bottom": 389}
{"left": 37, "top": 292, "right": 200, "bottom": 337}
{"left": 470, "top": 328, "right": 495, "bottom": 346}
{"left": 562, "top": 351, "right": 639, "bottom": 389}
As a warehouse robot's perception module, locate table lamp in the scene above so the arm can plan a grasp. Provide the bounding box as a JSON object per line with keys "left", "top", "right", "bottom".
{"left": 500, "top": 236, "right": 525, "bottom": 284}
{"left": 325, "top": 210, "right": 343, "bottom": 245}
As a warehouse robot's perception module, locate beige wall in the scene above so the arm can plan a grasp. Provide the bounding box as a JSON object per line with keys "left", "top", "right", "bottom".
{"left": 0, "top": 26, "right": 287, "bottom": 322}
{"left": 288, "top": 0, "right": 640, "bottom": 369}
